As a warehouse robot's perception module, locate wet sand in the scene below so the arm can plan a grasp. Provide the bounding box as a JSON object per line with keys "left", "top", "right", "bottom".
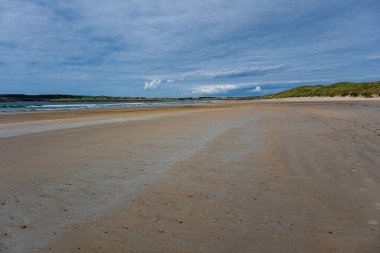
{"left": 0, "top": 100, "right": 379, "bottom": 252}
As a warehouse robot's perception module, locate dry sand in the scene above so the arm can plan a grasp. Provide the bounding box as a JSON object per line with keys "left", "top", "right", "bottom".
{"left": 0, "top": 99, "right": 379, "bottom": 252}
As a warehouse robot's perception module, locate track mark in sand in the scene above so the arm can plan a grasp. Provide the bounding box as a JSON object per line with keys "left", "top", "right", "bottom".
{"left": 0, "top": 112, "right": 194, "bottom": 138}
{"left": 368, "top": 219, "right": 378, "bottom": 225}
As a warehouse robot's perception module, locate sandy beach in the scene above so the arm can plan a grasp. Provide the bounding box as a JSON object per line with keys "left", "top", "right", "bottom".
{"left": 0, "top": 99, "right": 379, "bottom": 252}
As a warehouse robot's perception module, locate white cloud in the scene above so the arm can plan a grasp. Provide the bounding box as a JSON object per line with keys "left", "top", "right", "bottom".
{"left": 365, "top": 54, "right": 380, "bottom": 60}
{"left": 178, "top": 65, "right": 286, "bottom": 80}
{"left": 250, "top": 86, "right": 262, "bottom": 92}
{"left": 191, "top": 84, "right": 238, "bottom": 95}
{"left": 144, "top": 79, "right": 161, "bottom": 90}
{"left": 199, "top": 65, "right": 286, "bottom": 79}
{"left": 191, "top": 82, "right": 266, "bottom": 95}
{"left": 166, "top": 79, "right": 175, "bottom": 83}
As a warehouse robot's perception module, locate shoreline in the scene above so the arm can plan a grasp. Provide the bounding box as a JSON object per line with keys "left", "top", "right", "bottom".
{"left": 1, "top": 96, "right": 379, "bottom": 115}
{"left": 1, "top": 98, "right": 379, "bottom": 137}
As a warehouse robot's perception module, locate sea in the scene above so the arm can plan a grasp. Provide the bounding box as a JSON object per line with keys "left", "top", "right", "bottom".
{"left": 0, "top": 100, "right": 216, "bottom": 112}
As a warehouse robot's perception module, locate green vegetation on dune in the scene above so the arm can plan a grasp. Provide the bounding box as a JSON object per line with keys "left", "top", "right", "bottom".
{"left": 266, "top": 81, "right": 380, "bottom": 98}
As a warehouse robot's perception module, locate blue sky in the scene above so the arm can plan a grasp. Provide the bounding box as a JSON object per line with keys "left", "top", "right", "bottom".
{"left": 0, "top": 0, "right": 379, "bottom": 97}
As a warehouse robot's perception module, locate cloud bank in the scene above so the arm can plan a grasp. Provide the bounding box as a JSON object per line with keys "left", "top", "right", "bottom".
{"left": 191, "top": 83, "right": 263, "bottom": 95}
{"left": 0, "top": 0, "right": 379, "bottom": 96}
{"left": 191, "top": 84, "right": 241, "bottom": 95}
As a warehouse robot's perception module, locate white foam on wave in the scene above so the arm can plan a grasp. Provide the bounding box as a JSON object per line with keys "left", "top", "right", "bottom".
{"left": 0, "top": 101, "right": 212, "bottom": 112}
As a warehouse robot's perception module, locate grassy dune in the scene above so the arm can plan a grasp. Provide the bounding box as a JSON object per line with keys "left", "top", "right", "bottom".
{"left": 266, "top": 81, "right": 380, "bottom": 98}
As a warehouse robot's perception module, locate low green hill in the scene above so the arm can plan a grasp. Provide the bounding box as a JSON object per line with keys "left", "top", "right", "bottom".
{"left": 266, "top": 81, "right": 380, "bottom": 98}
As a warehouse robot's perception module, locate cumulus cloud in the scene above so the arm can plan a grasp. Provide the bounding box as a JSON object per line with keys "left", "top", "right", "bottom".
{"left": 144, "top": 79, "right": 161, "bottom": 90}
{"left": 250, "top": 86, "right": 262, "bottom": 92}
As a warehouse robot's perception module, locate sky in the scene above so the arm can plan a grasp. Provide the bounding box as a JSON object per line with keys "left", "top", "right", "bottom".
{"left": 0, "top": 0, "right": 379, "bottom": 97}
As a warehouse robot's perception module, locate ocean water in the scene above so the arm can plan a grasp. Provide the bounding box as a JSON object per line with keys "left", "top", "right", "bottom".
{"left": 0, "top": 100, "right": 215, "bottom": 112}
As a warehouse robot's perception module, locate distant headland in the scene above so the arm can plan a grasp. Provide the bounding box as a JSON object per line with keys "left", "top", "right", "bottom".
{"left": 1, "top": 80, "right": 379, "bottom": 102}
